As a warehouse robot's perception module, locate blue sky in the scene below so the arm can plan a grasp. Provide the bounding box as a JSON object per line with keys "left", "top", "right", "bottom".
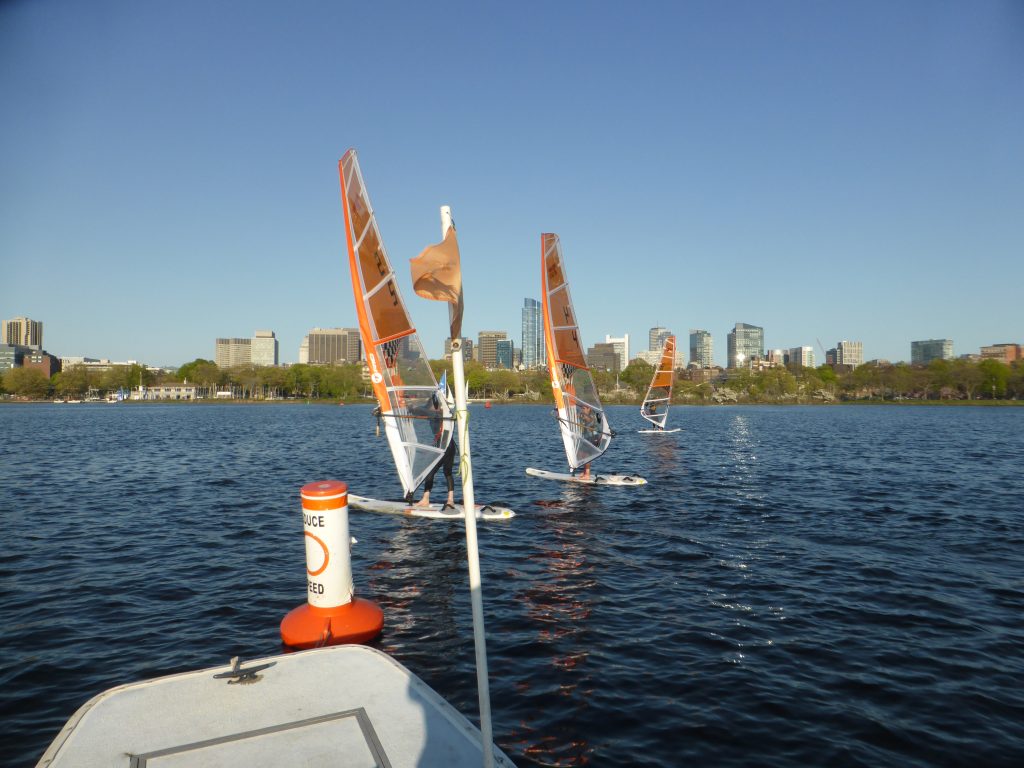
{"left": 2, "top": 0, "right": 1022, "bottom": 368}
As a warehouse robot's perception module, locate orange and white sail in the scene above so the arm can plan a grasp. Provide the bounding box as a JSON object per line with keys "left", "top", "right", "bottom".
{"left": 540, "top": 233, "right": 611, "bottom": 471}
{"left": 339, "top": 149, "right": 454, "bottom": 497}
{"left": 641, "top": 336, "right": 676, "bottom": 430}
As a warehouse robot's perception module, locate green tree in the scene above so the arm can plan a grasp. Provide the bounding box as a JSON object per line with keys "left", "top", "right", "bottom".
{"left": 5, "top": 367, "right": 52, "bottom": 399}
{"left": 488, "top": 369, "right": 519, "bottom": 399}
{"left": 978, "top": 359, "right": 1010, "bottom": 399}
{"left": 463, "top": 360, "right": 488, "bottom": 397}
{"left": 620, "top": 360, "right": 653, "bottom": 394}
{"left": 53, "top": 365, "right": 91, "bottom": 398}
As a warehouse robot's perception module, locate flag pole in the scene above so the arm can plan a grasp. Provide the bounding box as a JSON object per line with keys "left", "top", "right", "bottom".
{"left": 440, "top": 205, "right": 494, "bottom": 767}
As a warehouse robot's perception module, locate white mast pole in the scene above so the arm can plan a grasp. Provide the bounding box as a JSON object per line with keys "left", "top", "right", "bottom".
{"left": 441, "top": 205, "right": 494, "bottom": 767}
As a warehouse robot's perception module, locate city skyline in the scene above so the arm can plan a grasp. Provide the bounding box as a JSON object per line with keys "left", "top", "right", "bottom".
{"left": 3, "top": 2, "right": 1021, "bottom": 368}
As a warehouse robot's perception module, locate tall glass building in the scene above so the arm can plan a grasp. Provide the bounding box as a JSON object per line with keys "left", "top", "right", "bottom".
{"left": 727, "top": 323, "right": 764, "bottom": 368}
{"left": 689, "top": 329, "right": 714, "bottom": 368}
{"left": 911, "top": 339, "right": 953, "bottom": 364}
{"left": 521, "top": 298, "right": 544, "bottom": 368}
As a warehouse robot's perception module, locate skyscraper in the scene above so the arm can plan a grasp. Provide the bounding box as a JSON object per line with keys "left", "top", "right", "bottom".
{"left": 2, "top": 316, "right": 43, "bottom": 349}
{"left": 649, "top": 326, "right": 670, "bottom": 352}
{"left": 788, "top": 346, "right": 816, "bottom": 368}
{"left": 495, "top": 339, "right": 515, "bottom": 369}
{"left": 727, "top": 323, "right": 764, "bottom": 368}
{"left": 689, "top": 329, "right": 713, "bottom": 369}
{"left": 911, "top": 339, "right": 953, "bottom": 364}
{"left": 521, "top": 298, "right": 545, "bottom": 369}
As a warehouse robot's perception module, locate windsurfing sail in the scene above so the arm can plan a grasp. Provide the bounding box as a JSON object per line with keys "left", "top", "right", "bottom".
{"left": 540, "top": 233, "right": 611, "bottom": 471}
{"left": 339, "top": 149, "right": 454, "bottom": 497}
{"left": 641, "top": 335, "right": 676, "bottom": 429}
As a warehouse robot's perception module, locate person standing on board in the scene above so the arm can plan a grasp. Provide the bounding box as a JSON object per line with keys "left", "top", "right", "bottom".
{"left": 579, "top": 404, "right": 599, "bottom": 479}
{"left": 415, "top": 393, "right": 457, "bottom": 508}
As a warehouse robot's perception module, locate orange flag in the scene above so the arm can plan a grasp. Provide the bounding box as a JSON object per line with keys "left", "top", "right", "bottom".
{"left": 410, "top": 225, "right": 464, "bottom": 340}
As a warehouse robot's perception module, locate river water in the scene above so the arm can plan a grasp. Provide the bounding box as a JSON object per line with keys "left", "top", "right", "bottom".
{"left": 1, "top": 403, "right": 1022, "bottom": 766}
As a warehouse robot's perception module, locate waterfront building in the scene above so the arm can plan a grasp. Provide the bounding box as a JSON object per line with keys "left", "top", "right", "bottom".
{"left": 587, "top": 342, "right": 620, "bottom": 373}
{"left": 836, "top": 340, "right": 864, "bottom": 369}
{"left": 787, "top": 346, "right": 816, "bottom": 368}
{"left": 23, "top": 349, "right": 61, "bottom": 378}
{"left": 604, "top": 334, "right": 629, "bottom": 371}
{"left": 521, "top": 298, "right": 545, "bottom": 369}
{"left": 727, "top": 323, "right": 764, "bottom": 369}
{"left": 477, "top": 331, "right": 507, "bottom": 369}
{"left": 131, "top": 383, "right": 198, "bottom": 401}
{"left": 0, "top": 344, "right": 27, "bottom": 372}
{"left": 444, "top": 337, "right": 474, "bottom": 361}
{"left": 980, "top": 343, "right": 1022, "bottom": 363}
{"left": 689, "top": 329, "right": 714, "bottom": 369}
{"left": 303, "top": 328, "right": 361, "bottom": 365}
{"left": 251, "top": 330, "right": 279, "bottom": 366}
{"left": 911, "top": 339, "right": 953, "bottom": 365}
{"left": 495, "top": 339, "right": 515, "bottom": 369}
{"left": 2, "top": 316, "right": 43, "bottom": 349}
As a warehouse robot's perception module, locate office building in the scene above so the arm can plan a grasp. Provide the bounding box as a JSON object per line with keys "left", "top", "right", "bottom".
{"left": 787, "top": 346, "right": 816, "bottom": 368}
{"left": 587, "top": 342, "right": 620, "bottom": 373}
{"left": 911, "top": 339, "right": 953, "bottom": 365}
{"left": 836, "top": 340, "right": 863, "bottom": 369}
{"left": 2, "top": 316, "right": 43, "bottom": 349}
{"left": 477, "top": 331, "right": 507, "bottom": 369}
{"left": 689, "top": 329, "right": 713, "bottom": 369}
{"left": 303, "top": 328, "right": 361, "bottom": 365}
{"left": 495, "top": 339, "right": 515, "bottom": 369}
{"left": 980, "top": 344, "right": 1022, "bottom": 363}
{"left": 727, "top": 323, "right": 764, "bottom": 368}
{"left": 215, "top": 338, "right": 251, "bottom": 368}
{"left": 521, "top": 298, "right": 545, "bottom": 369}
{"left": 251, "top": 330, "right": 279, "bottom": 366}
{"left": 649, "top": 326, "right": 670, "bottom": 352}
{"left": 604, "top": 334, "right": 629, "bottom": 371}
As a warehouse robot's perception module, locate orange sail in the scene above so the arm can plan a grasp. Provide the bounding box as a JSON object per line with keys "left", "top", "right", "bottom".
{"left": 641, "top": 336, "right": 676, "bottom": 430}
{"left": 339, "top": 149, "right": 453, "bottom": 497}
{"left": 540, "top": 233, "right": 611, "bottom": 470}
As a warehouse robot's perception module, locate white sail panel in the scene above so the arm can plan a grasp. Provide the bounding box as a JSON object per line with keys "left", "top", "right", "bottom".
{"left": 641, "top": 335, "right": 676, "bottom": 429}
{"left": 541, "top": 233, "right": 611, "bottom": 471}
{"left": 340, "top": 150, "right": 454, "bottom": 497}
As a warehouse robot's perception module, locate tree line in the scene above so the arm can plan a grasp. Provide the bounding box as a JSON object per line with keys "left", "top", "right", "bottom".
{"left": 2, "top": 356, "right": 1022, "bottom": 403}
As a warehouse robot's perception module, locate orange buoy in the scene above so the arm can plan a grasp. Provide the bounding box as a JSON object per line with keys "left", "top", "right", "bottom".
{"left": 280, "top": 480, "right": 383, "bottom": 649}
{"left": 485, "top": 401, "right": 492, "bottom": 409}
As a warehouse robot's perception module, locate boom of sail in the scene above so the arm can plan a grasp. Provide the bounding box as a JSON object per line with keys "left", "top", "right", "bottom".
{"left": 540, "top": 233, "right": 611, "bottom": 471}
{"left": 641, "top": 335, "right": 676, "bottom": 430}
{"left": 339, "top": 149, "right": 454, "bottom": 497}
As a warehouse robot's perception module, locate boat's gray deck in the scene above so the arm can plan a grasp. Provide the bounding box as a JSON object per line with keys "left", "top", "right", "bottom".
{"left": 38, "top": 644, "right": 515, "bottom": 767}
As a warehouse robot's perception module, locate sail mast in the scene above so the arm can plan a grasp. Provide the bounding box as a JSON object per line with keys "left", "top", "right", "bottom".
{"left": 440, "top": 206, "right": 494, "bottom": 768}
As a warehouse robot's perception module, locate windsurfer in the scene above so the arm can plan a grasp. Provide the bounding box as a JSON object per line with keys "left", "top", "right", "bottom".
{"left": 414, "top": 394, "right": 456, "bottom": 508}
{"left": 579, "top": 404, "right": 599, "bottom": 479}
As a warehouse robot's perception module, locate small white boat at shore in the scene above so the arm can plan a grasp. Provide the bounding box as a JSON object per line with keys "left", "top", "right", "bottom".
{"left": 38, "top": 644, "right": 515, "bottom": 767}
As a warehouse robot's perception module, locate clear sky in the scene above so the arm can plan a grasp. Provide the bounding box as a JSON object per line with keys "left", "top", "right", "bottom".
{"left": 2, "top": 0, "right": 1022, "bottom": 368}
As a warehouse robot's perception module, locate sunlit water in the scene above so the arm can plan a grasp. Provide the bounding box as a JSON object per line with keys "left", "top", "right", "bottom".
{"left": 1, "top": 403, "right": 1022, "bottom": 766}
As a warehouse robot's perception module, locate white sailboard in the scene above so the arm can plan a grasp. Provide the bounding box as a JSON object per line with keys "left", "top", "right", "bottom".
{"left": 525, "top": 467, "right": 647, "bottom": 486}
{"left": 348, "top": 494, "right": 515, "bottom": 520}
{"left": 524, "top": 233, "right": 646, "bottom": 485}
{"left": 639, "top": 334, "right": 681, "bottom": 433}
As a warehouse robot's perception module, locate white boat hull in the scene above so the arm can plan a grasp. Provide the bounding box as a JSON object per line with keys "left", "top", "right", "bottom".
{"left": 349, "top": 494, "right": 515, "bottom": 520}
{"left": 38, "top": 644, "right": 515, "bottom": 768}
{"left": 638, "top": 428, "right": 681, "bottom": 434}
{"left": 525, "top": 467, "right": 647, "bottom": 485}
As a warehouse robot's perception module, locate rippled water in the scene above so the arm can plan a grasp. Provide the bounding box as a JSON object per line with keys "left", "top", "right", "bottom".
{"left": 2, "top": 403, "right": 1023, "bottom": 767}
